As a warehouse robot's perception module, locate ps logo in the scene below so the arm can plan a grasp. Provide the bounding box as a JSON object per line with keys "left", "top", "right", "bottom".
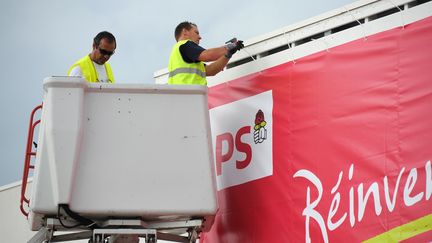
{"left": 215, "top": 125, "right": 252, "bottom": 176}
{"left": 210, "top": 91, "right": 273, "bottom": 190}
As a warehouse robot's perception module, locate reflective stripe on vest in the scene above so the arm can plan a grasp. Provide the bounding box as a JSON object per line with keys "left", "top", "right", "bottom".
{"left": 168, "top": 67, "right": 206, "bottom": 78}
{"left": 168, "top": 40, "right": 206, "bottom": 85}
{"left": 68, "top": 55, "right": 115, "bottom": 83}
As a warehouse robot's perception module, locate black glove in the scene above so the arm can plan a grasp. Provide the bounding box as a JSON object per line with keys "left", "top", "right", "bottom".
{"left": 225, "top": 38, "right": 244, "bottom": 58}
{"left": 235, "top": 40, "right": 244, "bottom": 50}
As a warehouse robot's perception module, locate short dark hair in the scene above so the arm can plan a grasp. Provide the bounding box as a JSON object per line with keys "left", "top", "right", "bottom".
{"left": 174, "top": 21, "right": 196, "bottom": 41}
{"left": 93, "top": 31, "right": 116, "bottom": 48}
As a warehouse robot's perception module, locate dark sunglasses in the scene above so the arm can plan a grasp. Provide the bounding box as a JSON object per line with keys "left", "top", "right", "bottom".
{"left": 98, "top": 47, "right": 115, "bottom": 56}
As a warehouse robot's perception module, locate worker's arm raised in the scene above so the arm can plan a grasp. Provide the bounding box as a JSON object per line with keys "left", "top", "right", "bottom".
{"left": 198, "top": 39, "right": 244, "bottom": 62}
{"left": 205, "top": 55, "right": 230, "bottom": 76}
{"left": 198, "top": 47, "right": 228, "bottom": 62}
{"left": 203, "top": 40, "right": 245, "bottom": 76}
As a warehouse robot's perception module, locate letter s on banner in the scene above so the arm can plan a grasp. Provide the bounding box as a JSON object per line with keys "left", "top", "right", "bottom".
{"left": 235, "top": 126, "right": 252, "bottom": 170}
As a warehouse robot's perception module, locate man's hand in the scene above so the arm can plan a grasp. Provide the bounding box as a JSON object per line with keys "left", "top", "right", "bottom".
{"left": 225, "top": 38, "right": 244, "bottom": 58}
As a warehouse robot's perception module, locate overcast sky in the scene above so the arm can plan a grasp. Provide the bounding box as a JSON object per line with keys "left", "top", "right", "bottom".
{"left": 0, "top": 0, "right": 355, "bottom": 186}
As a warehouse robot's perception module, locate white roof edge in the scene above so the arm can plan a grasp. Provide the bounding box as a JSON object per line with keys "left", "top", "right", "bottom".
{"left": 0, "top": 178, "right": 32, "bottom": 192}
{"left": 241, "top": 0, "right": 413, "bottom": 51}
{"left": 245, "top": 0, "right": 380, "bottom": 45}
{"left": 154, "top": 67, "right": 168, "bottom": 79}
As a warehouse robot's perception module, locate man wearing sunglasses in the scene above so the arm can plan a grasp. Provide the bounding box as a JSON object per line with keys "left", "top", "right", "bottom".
{"left": 68, "top": 31, "right": 116, "bottom": 83}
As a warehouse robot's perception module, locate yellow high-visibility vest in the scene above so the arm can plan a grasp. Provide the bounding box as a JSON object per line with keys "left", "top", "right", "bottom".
{"left": 68, "top": 55, "right": 115, "bottom": 83}
{"left": 168, "top": 40, "right": 206, "bottom": 85}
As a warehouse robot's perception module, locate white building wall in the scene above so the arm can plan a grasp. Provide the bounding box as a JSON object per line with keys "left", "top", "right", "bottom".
{"left": 0, "top": 182, "right": 36, "bottom": 242}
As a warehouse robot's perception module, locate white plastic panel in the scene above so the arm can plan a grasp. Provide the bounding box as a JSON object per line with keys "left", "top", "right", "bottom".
{"left": 30, "top": 77, "right": 217, "bottom": 221}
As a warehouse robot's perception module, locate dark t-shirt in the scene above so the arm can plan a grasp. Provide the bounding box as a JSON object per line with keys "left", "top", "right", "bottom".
{"left": 179, "top": 41, "right": 205, "bottom": 63}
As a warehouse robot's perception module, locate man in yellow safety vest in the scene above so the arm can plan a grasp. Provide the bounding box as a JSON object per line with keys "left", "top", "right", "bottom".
{"left": 68, "top": 31, "right": 116, "bottom": 83}
{"left": 168, "top": 21, "right": 244, "bottom": 85}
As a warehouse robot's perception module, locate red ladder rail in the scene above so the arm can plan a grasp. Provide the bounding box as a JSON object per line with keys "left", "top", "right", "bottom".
{"left": 20, "top": 104, "right": 42, "bottom": 217}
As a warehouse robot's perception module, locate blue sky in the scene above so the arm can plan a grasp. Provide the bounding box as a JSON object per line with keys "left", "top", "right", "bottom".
{"left": 0, "top": 0, "right": 355, "bottom": 186}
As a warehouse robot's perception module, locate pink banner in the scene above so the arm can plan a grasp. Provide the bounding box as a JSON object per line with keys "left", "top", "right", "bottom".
{"left": 204, "top": 16, "right": 432, "bottom": 242}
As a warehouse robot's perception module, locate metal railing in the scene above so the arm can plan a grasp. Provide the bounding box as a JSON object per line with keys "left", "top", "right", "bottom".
{"left": 20, "top": 104, "right": 42, "bottom": 217}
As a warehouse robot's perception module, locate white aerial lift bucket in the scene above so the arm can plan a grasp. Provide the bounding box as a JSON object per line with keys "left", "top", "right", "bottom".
{"left": 24, "top": 77, "right": 218, "bottom": 243}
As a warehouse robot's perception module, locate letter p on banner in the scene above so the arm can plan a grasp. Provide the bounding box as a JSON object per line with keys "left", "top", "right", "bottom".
{"left": 210, "top": 90, "right": 273, "bottom": 190}
{"left": 215, "top": 132, "right": 234, "bottom": 176}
